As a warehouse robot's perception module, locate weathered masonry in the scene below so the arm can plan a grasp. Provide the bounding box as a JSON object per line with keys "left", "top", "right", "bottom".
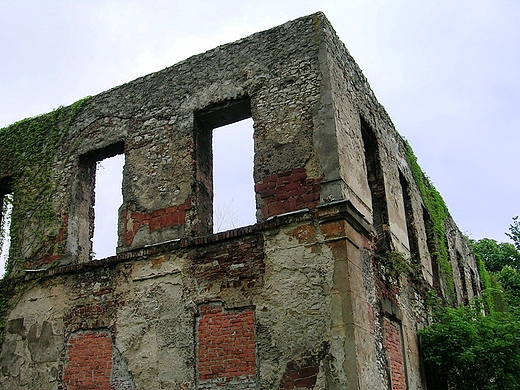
{"left": 0, "top": 13, "right": 479, "bottom": 390}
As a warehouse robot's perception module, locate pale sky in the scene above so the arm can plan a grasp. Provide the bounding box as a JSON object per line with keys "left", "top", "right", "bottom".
{"left": 1, "top": 0, "right": 519, "bottom": 266}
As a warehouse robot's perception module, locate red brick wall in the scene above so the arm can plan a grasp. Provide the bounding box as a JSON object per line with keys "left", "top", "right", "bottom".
{"left": 278, "top": 341, "right": 329, "bottom": 389}
{"left": 255, "top": 168, "right": 321, "bottom": 219}
{"left": 121, "top": 197, "right": 191, "bottom": 246}
{"left": 279, "top": 365, "right": 319, "bottom": 389}
{"left": 383, "top": 317, "right": 407, "bottom": 390}
{"left": 63, "top": 330, "right": 113, "bottom": 390}
{"left": 191, "top": 235, "right": 264, "bottom": 289}
{"left": 197, "top": 304, "right": 256, "bottom": 388}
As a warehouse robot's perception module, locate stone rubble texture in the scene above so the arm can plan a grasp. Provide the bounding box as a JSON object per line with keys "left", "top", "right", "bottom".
{"left": 0, "top": 12, "right": 480, "bottom": 389}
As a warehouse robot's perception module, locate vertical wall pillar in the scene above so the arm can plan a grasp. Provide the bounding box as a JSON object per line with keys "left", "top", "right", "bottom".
{"left": 320, "top": 213, "right": 382, "bottom": 390}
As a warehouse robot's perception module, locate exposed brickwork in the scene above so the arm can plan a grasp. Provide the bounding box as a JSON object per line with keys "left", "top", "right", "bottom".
{"left": 256, "top": 168, "right": 321, "bottom": 219}
{"left": 278, "top": 342, "right": 328, "bottom": 389}
{"left": 0, "top": 12, "right": 483, "bottom": 390}
{"left": 376, "top": 274, "right": 400, "bottom": 302}
{"left": 279, "top": 365, "right": 318, "bottom": 389}
{"left": 64, "top": 304, "right": 114, "bottom": 333}
{"left": 383, "top": 317, "right": 407, "bottom": 390}
{"left": 197, "top": 304, "right": 256, "bottom": 388}
{"left": 63, "top": 331, "right": 113, "bottom": 390}
{"left": 121, "top": 197, "right": 191, "bottom": 246}
{"left": 191, "top": 235, "right": 264, "bottom": 289}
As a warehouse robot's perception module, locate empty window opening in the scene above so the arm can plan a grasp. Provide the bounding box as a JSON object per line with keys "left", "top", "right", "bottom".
{"left": 360, "top": 116, "right": 390, "bottom": 254}
{"left": 92, "top": 154, "right": 124, "bottom": 259}
{"left": 399, "top": 172, "right": 419, "bottom": 258}
{"left": 0, "top": 179, "right": 13, "bottom": 278}
{"left": 195, "top": 98, "right": 255, "bottom": 234}
{"left": 76, "top": 143, "right": 124, "bottom": 261}
{"left": 422, "top": 206, "right": 442, "bottom": 295}
{"left": 213, "top": 118, "right": 255, "bottom": 232}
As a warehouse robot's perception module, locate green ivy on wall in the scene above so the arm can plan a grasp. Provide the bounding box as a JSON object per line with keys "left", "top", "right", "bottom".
{"left": 0, "top": 96, "right": 90, "bottom": 276}
{"left": 404, "top": 140, "right": 455, "bottom": 303}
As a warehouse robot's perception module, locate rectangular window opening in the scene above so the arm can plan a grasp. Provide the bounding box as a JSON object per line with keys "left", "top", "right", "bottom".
{"left": 399, "top": 172, "right": 419, "bottom": 257}
{"left": 213, "top": 118, "right": 255, "bottom": 232}
{"left": 0, "top": 179, "right": 13, "bottom": 278}
{"left": 422, "top": 206, "right": 442, "bottom": 294}
{"left": 195, "top": 98, "right": 256, "bottom": 234}
{"left": 92, "top": 153, "right": 125, "bottom": 259}
{"left": 76, "top": 143, "right": 124, "bottom": 261}
{"left": 360, "top": 116, "right": 390, "bottom": 254}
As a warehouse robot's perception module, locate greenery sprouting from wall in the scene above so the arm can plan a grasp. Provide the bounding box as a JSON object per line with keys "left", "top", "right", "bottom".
{"left": 0, "top": 96, "right": 90, "bottom": 275}
{"left": 420, "top": 221, "right": 520, "bottom": 389}
{"left": 404, "top": 140, "right": 455, "bottom": 302}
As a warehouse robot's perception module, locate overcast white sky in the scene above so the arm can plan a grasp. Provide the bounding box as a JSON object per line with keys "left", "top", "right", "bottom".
{"left": 1, "top": 0, "right": 519, "bottom": 261}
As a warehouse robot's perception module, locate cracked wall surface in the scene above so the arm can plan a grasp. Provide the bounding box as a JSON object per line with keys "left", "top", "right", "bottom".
{"left": 0, "top": 12, "right": 479, "bottom": 389}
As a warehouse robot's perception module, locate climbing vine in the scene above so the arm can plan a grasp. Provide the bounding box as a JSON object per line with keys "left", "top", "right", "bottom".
{"left": 404, "top": 140, "right": 455, "bottom": 302}
{"left": 0, "top": 96, "right": 90, "bottom": 275}
{"left": 382, "top": 250, "right": 420, "bottom": 280}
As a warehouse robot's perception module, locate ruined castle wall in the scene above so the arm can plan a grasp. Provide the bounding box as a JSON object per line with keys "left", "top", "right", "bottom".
{"left": 1, "top": 14, "right": 327, "bottom": 269}
{"left": 321, "top": 18, "right": 481, "bottom": 388}
{"left": 1, "top": 213, "right": 348, "bottom": 389}
{"left": 0, "top": 13, "right": 480, "bottom": 390}
{"left": 316, "top": 18, "right": 417, "bottom": 389}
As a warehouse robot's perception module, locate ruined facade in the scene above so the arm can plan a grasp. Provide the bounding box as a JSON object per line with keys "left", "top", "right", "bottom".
{"left": 0, "top": 13, "right": 479, "bottom": 389}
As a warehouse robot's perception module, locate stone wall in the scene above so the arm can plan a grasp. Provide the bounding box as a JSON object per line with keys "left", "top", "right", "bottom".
{"left": 0, "top": 12, "right": 480, "bottom": 389}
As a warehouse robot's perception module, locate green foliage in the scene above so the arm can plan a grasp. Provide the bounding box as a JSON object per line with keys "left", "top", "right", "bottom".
{"left": 498, "top": 266, "right": 520, "bottom": 308}
{"left": 507, "top": 216, "right": 520, "bottom": 251}
{"left": 421, "top": 220, "right": 520, "bottom": 389}
{"left": 0, "top": 97, "right": 90, "bottom": 275}
{"left": 470, "top": 233, "right": 520, "bottom": 311}
{"left": 471, "top": 237, "right": 520, "bottom": 272}
{"left": 404, "top": 140, "right": 454, "bottom": 301}
{"left": 0, "top": 283, "right": 8, "bottom": 336}
{"left": 479, "top": 274, "right": 510, "bottom": 314}
{"left": 474, "top": 249, "right": 506, "bottom": 312}
{"left": 419, "top": 304, "right": 520, "bottom": 390}
{"left": 384, "top": 250, "right": 414, "bottom": 277}
{"left": 381, "top": 251, "right": 422, "bottom": 285}
{"left": 476, "top": 251, "right": 492, "bottom": 290}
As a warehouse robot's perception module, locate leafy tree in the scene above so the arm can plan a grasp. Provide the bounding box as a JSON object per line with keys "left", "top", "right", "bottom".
{"left": 498, "top": 266, "right": 520, "bottom": 307}
{"left": 420, "top": 216, "right": 520, "bottom": 389}
{"left": 419, "top": 305, "right": 520, "bottom": 390}
{"left": 469, "top": 219, "right": 520, "bottom": 309}
{"left": 471, "top": 238, "right": 520, "bottom": 272}
{"left": 507, "top": 216, "right": 520, "bottom": 252}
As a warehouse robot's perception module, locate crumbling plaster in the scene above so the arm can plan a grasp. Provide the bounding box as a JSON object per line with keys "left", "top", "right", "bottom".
{"left": 0, "top": 12, "right": 480, "bottom": 390}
